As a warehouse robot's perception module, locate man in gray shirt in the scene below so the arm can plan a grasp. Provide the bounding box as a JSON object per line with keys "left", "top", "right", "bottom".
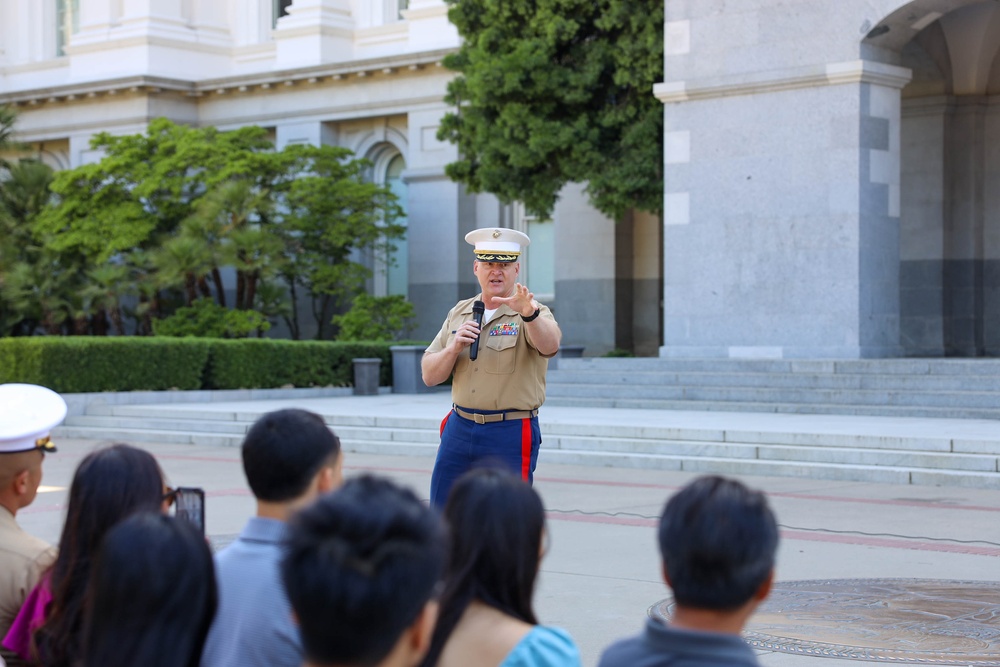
{"left": 598, "top": 476, "right": 779, "bottom": 667}
{"left": 200, "top": 409, "right": 342, "bottom": 667}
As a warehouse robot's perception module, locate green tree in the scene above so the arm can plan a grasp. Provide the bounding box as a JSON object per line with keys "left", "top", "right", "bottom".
{"left": 439, "top": 0, "right": 663, "bottom": 220}
{"left": 0, "top": 105, "right": 25, "bottom": 169}
{"left": 30, "top": 118, "right": 401, "bottom": 339}
{"left": 0, "top": 158, "right": 62, "bottom": 335}
{"left": 276, "top": 143, "right": 404, "bottom": 340}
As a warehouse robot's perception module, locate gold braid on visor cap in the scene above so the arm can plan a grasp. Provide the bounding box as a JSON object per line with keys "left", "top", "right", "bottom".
{"left": 474, "top": 252, "right": 520, "bottom": 262}
{"left": 35, "top": 436, "right": 57, "bottom": 452}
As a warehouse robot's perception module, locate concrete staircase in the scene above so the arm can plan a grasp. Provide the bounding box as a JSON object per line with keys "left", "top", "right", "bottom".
{"left": 52, "top": 387, "right": 1000, "bottom": 490}
{"left": 546, "top": 358, "right": 1000, "bottom": 419}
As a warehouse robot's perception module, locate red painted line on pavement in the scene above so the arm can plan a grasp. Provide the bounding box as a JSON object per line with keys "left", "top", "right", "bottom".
{"left": 156, "top": 454, "right": 242, "bottom": 464}
{"left": 535, "top": 476, "right": 1000, "bottom": 514}
{"left": 206, "top": 488, "right": 251, "bottom": 498}
{"left": 547, "top": 512, "right": 656, "bottom": 528}
{"left": 779, "top": 530, "right": 1000, "bottom": 558}
{"left": 546, "top": 512, "right": 1000, "bottom": 557}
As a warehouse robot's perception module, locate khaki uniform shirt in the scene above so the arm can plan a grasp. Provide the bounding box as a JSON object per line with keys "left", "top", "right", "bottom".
{"left": 0, "top": 507, "right": 55, "bottom": 667}
{"left": 426, "top": 295, "right": 557, "bottom": 411}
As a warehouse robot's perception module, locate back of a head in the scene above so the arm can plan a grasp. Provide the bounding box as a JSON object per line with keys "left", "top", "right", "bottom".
{"left": 36, "top": 444, "right": 165, "bottom": 667}
{"left": 81, "top": 513, "right": 216, "bottom": 667}
{"left": 242, "top": 408, "right": 340, "bottom": 502}
{"left": 659, "top": 476, "right": 779, "bottom": 611}
{"left": 281, "top": 474, "right": 446, "bottom": 667}
{"left": 420, "top": 468, "right": 545, "bottom": 667}
{"left": 55, "top": 443, "right": 164, "bottom": 572}
{"left": 442, "top": 468, "right": 544, "bottom": 622}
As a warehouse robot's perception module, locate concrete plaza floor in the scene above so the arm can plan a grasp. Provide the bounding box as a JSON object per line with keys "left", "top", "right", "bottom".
{"left": 20, "top": 422, "right": 1000, "bottom": 666}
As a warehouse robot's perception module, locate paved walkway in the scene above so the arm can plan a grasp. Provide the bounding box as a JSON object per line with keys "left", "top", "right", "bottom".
{"left": 24, "top": 394, "right": 1000, "bottom": 666}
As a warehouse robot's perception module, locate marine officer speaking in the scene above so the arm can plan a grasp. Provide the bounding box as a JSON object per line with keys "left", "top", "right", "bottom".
{"left": 422, "top": 227, "right": 561, "bottom": 507}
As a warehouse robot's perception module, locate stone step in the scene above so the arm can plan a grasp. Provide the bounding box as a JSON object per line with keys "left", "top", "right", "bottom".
{"left": 544, "top": 435, "right": 996, "bottom": 472}
{"left": 542, "top": 395, "right": 1000, "bottom": 420}
{"left": 549, "top": 369, "right": 1000, "bottom": 392}
{"left": 70, "top": 404, "right": 1000, "bottom": 454}
{"left": 554, "top": 357, "right": 1000, "bottom": 376}
{"left": 545, "top": 383, "right": 1000, "bottom": 409}
{"left": 65, "top": 415, "right": 253, "bottom": 435}
{"left": 541, "top": 450, "right": 1000, "bottom": 489}
{"left": 70, "top": 407, "right": 977, "bottom": 453}
{"left": 57, "top": 425, "right": 441, "bottom": 453}
{"left": 56, "top": 418, "right": 999, "bottom": 476}
{"left": 62, "top": 415, "right": 442, "bottom": 445}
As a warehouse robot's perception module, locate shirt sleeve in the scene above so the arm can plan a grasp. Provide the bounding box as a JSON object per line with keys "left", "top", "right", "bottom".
{"left": 501, "top": 626, "right": 582, "bottom": 667}
{"left": 519, "top": 303, "right": 558, "bottom": 358}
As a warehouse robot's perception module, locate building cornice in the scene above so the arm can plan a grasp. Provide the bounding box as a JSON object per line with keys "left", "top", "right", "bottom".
{"left": 654, "top": 60, "right": 913, "bottom": 104}
{"left": 0, "top": 48, "right": 457, "bottom": 107}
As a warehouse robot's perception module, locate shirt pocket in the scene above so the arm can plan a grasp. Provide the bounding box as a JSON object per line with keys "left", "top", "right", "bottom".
{"left": 484, "top": 332, "right": 517, "bottom": 375}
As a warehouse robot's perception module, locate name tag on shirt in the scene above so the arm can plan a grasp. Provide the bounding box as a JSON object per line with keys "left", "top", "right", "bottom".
{"left": 489, "top": 323, "right": 519, "bottom": 336}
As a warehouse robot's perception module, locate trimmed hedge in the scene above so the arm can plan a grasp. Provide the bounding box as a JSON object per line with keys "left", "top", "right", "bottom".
{"left": 205, "top": 340, "right": 392, "bottom": 389}
{"left": 0, "top": 337, "right": 404, "bottom": 393}
{"left": 0, "top": 337, "right": 210, "bottom": 393}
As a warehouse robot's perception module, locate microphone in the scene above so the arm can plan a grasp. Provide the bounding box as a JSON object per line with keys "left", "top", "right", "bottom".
{"left": 469, "top": 300, "right": 485, "bottom": 361}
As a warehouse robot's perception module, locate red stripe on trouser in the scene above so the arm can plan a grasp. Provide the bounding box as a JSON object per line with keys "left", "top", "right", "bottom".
{"left": 520, "top": 418, "right": 531, "bottom": 481}
{"left": 440, "top": 411, "right": 451, "bottom": 437}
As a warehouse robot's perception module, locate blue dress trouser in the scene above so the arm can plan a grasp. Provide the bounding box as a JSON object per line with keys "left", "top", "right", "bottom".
{"left": 429, "top": 409, "right": 541, "bottom": 508}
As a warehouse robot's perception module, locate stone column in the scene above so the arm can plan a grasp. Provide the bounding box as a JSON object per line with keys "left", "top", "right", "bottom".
{"left": 553, "top": 183, "right": 616, "bottom": 356}
{"left": 274, "top": 0, "right": 354, "bottom": 68}
{"left": 900, "top": 97, "right": 948, "bottom": 356}
{"left": 404, "top": 106, "right": 469, "bottom": 340}
{"left": 402, "top": 0, "right": 458, "bottom": 51}
{"left": 275, "top": 121, "right": 338, "bottom": 149}
{"left": 655, "top": 56, "right": 910, "bottom": 358}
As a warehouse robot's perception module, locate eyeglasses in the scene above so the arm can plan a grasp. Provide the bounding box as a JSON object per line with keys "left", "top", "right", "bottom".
{"left": 162, "top": 487, "right": 178, "bottom": 508}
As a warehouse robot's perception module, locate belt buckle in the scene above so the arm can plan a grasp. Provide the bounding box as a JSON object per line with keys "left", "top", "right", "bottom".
{"left": 474, "top": 413, "right": 486, "bottom": 425}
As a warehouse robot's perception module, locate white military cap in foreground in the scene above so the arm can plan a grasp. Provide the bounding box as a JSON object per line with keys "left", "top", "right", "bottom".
{"left": 0, "top": 384, "right": 67, "bottom": 453}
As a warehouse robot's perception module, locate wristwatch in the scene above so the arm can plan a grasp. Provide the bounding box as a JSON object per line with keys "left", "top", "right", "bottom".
{"left": 522, "top": 307, "right": 541, "bottom": 322}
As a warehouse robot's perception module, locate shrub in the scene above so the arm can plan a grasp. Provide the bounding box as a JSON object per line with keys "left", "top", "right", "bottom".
{"left": 332, "top": 294, "right": 416, "bottom": 341}
{"left": 152, "top": 299, "right": 270, "bottom": 338}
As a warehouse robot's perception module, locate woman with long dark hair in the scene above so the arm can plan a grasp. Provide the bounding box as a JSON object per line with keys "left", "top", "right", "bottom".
{"left": 421, "top": 467, "right": 581, "bottom": 667}
{"left": 3, "top": 444, "right": 166, "bottom": 667}
{"left": 80, "top": 512, "right": 216, "bottom": 667}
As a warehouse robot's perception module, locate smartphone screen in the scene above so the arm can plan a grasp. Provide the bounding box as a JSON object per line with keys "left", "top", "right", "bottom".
{"left": 173, "top": 487, "right": 206, "bottom": 535}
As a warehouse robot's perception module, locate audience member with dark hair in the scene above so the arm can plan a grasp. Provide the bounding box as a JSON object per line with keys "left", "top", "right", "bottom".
{"left": 597, "top": 475, "right": 780, "bottom": 667}
{"left": 200, "top": 408, "right": 342, "bottom": 667}
{"left": 80, "top": 513, "right": 216, "bottom": 667}
{"left": 421, "top": 468, "right": 581, "bottom": 667}
{"left": 281, "top": 474, "right": 446, "bottom": 667}
{"left": 4, "top": 443, "right": 166, "bottom": 667}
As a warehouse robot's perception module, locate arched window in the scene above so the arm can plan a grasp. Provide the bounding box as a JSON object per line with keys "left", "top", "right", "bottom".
{"left": 56, "top": 0, "right": 79, "bottom": 56}
{"left": 384, "top": 154, "right": 408, "bottom": 297}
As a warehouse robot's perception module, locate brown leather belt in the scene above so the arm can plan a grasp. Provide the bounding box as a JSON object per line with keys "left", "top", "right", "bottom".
{"left": 453, "top": 406, "right": 539, "bottom": 424}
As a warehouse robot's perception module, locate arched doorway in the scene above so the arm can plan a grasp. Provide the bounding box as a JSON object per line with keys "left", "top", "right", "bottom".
{"left": 868, "top": 1, "right": 1000, "bottom": 356}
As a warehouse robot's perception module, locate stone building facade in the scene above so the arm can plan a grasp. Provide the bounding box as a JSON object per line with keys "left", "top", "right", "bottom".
{"left": 657, "top": 0, "right": 1000, "bottom": 358}
{"left": 0, "top": 0, "right": 662, "bottom": 354}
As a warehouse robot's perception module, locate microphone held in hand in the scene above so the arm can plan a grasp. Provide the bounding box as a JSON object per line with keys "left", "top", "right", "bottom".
{"left": 469, "top": 300, "right": 485, "bottom": 361}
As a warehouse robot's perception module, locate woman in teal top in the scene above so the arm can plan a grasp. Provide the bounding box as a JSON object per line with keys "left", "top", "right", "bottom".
{"left": 420, "top": 468, "right": 581, "bottom": 667}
